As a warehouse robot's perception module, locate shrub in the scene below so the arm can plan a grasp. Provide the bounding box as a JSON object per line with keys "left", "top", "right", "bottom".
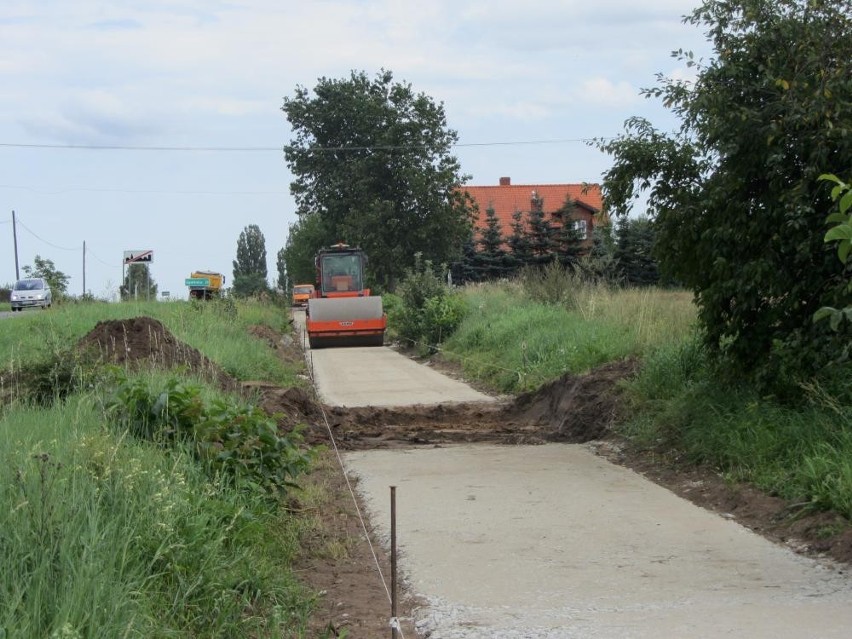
{"left": 107, "top": 375, "right": 315, "bottom": 495}
{"left": 421, "top": 294, "right": 468, "bottom": 346}
{"left": 518, "top": 261, "right": 608, "bottom": 313}
{"left": 393, "top": 254, "right": 468, "bottom": 350}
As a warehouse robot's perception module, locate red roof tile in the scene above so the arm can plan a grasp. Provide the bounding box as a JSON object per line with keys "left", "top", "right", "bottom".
{"left": 462, "top": 179, "right": 604, "bottom": 238}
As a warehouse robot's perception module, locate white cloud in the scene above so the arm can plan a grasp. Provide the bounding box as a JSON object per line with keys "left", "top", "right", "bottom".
{"left": 179, "top": 96, "right": 269, "bottom": 117}
{"left": 577, "top": 77, "right": 641, "bottom": 108}
{"left": 465, "top": 100, "right": 553, "bottom": 122}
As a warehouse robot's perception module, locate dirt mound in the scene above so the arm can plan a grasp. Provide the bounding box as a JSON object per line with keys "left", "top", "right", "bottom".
{"left": 250, "top": 358, "right": 640, "bottom": 450}
{"left": 77, "top": 317, "right": 237, "bottom": 390}
{"left": 502, "top": 357, "right": 640, "bottom": 442}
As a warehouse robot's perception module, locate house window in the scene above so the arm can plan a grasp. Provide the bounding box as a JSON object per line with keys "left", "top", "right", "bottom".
{"left": 573, "top": 219, "right": 588, "bottom": 240}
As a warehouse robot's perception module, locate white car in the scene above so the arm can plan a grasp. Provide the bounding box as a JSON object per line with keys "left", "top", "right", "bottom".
{"left": 11, "top": 278, "right": 52, "bottom": 311}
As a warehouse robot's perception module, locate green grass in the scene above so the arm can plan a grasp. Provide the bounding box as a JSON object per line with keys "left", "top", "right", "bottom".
{"left": 623, "top": 337, "right": 852, "bottom": 518}
{"left": 0, "top": 298, "right": 302, "bottom": 386}
{"left": 0, "top": 390, "right": 313, "bottom": 638}
{"left": 443, "top": 282, "right": 696, "bottom": 392}
{"left": 0, "top": 299, "right": 327, "bottom": 637}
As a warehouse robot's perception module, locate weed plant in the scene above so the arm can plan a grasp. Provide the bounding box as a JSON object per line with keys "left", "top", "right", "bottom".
{"left": 0, "top": 393, "right": 313, "bottom": 638}
{"left": 107, "top": 372, "right": 316, "bottom": 495}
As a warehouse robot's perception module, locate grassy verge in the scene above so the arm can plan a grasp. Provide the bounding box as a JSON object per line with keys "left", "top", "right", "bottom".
{"left": 0, "top": 298, "right": 301, "bottom": 387}
{"left": 442, "top": 282, "right": 695, "bottom": 392}
{"left": 0, "top": 300, "right": 328, "bottom": 638}
{"left": 624, "top": 336, "right": 852, "bottom": 518}
{"left": 441, "top": 281, "right": 852, "bottom": 520}
{"left": 0, "top": 387, "right": 314, "bottom": 638}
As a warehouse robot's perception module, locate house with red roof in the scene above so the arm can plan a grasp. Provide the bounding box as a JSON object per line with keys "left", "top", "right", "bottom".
{"left": 462, "top": 177, "right": 605, "bottom": 249}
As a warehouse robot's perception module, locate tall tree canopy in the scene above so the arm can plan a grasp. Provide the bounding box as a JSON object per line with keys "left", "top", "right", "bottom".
{"left": 599, "top": 0, "right": 852, "bottom": 391}
{"left": 232, "top": 224, "right": 268, "bottom": 297}
{"left": 282, "top": 69, "right": 474, "bottom": 290}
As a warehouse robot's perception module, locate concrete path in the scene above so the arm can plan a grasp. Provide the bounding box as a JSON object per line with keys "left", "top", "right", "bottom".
{"left": 293, "top": 308, "right": 493, "bottom": 407}
{"left": 307, "top": 345, "right": 494, "bottom": 407}
{"left": 345, "top": 444, "right": 852, "bottom": 638}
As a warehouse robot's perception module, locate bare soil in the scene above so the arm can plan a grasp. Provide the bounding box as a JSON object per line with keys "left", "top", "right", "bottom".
{"left": 77, "top": 316, "right": 239, "bottom": 391}
{"left": 74, "top": 318, "right": 852, "bottom": 637}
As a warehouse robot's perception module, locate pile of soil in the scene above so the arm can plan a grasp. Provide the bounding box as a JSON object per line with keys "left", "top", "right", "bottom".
{"left": 250, "top": 358, "right": 639, "bottom": 450}
{"left": 503, "top": 357, "right": 639, "bottom": 441}
{"left": 77, "top": 317, "right": 238, "bottom": 391}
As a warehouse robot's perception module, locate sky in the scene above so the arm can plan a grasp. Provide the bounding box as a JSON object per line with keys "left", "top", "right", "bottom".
{"left": 0, "top": 0, "right": 712, "bottom": 300}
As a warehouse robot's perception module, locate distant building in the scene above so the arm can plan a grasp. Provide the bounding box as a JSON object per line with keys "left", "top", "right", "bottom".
{"left": 462, "top": 176, "right": 605, "bottom": 248}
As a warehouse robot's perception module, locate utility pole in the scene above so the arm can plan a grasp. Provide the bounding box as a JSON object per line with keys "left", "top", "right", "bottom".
{"left": 83, "top": 240, "right": 86, "bottom": 296}
{"left": 12, "top": 210, "right": 20, "bottom": 280}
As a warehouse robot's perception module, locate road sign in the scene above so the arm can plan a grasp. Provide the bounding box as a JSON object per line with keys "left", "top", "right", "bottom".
{"left": 124, "top": 250, "right": 153, "bottom": 264}
{"left": 161, "top": 291, "right": 170, "bottom": 297}
{"left": 185, "top": 277, "right": 211, "bottom": 287}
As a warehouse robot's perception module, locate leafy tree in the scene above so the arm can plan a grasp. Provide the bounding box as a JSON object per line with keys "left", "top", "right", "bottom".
{"left": 814, "top": 174, "right": 852, "bottom": 343}
{"left": 232, "top": 273, "right": 268, "bottom": 298}
{"left": 282, "top": 69, "right": 474, "bottom": 290}
{"left": 280, "top": 213, "right": 330, "bottom": 287}
{"left": 22, "top": 255, "right": 70, "bottom": 297}
{"left": 120, "top": 263, "right": 157, "bottom": 301}
{"left": 232, "top": 224, "right": 268, "bottom": 297}
{"left": 598, "top": 0, "right": 852, "bottom": 391}
{"left": 275, "top": 247, "right": 288, "bottom": 293}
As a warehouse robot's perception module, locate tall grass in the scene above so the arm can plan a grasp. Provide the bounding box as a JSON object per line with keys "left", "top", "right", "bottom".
{"left": 443, "top": 281, "right": 696, "bottom": 392}
{"left": 0, "top": 299, "right": 302, "bottom": 386}
{"left": 0, "top": 300, "right": 323, "bottom": 637}
{"left": 0, "top": 390, "right": 313, "bottom": 638}
{"left": 624, "top": 335, "right": 852, "bottom": 518}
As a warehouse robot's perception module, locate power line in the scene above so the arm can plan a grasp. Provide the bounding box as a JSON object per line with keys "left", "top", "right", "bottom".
{"left": 0, "top": 137, "right": 601, "bottom": 153}
{"left": 87, "top": 248, "right": 121, "bottom": 268}
{"left": 0, "top": 183, "right": 289, "bottom": 196}
{"left": 15, "top": 216, "right": 79, "bottom": 251}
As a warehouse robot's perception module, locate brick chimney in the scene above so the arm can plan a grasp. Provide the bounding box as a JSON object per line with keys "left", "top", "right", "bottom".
{"left": 499, "top": 177, "right": 511, "bottom": 186}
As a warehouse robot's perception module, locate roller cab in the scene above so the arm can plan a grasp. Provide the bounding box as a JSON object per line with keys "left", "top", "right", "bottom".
{"left": 305, "top": 244, "right": 387, "bottom": 348}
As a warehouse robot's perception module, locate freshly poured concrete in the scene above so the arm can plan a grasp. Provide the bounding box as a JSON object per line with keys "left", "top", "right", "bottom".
{"left": 345, "top": 444, "right": 852, "bottom": 638}
{"left": 293, "top": 309, "right": 493, "bottom": 407}
{"left": 307, "top": 345, "right": 494, "bottom": 407}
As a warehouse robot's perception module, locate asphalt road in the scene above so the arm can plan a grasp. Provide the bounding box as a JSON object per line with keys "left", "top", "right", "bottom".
{"left": 296, "top": 308, "right": 852, "bottom": 638}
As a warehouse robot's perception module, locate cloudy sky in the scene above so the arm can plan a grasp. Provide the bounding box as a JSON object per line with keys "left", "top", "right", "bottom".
{"left": 0, "top": 0, "right": 710, "bottom": 299}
